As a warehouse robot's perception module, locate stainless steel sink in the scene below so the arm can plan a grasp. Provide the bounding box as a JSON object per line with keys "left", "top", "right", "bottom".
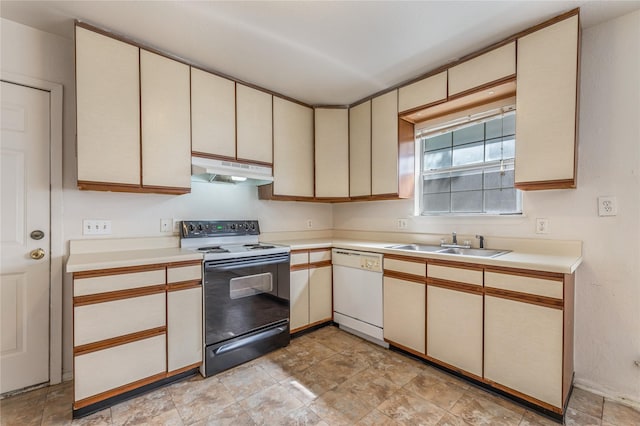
{"left": 387, "top": 244, "right": 443, "bottom": 252}
{"left": 436, "top": 247, "right": 510, "bottom": 258}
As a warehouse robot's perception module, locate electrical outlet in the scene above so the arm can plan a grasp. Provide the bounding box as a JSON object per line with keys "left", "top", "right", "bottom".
{"left": 535, "top": 218, "right": 549, "bottom": 234}
{"left": 160, "top": 219, "right": 172, "bottom": 233}
{"left": 83, "top": 219, "right": 112, "bottom": 235}
{"left": 306, "top": 219, "right": 313, "bottom": 229}
{"left": 598, "top": 196, "right": 617, "bottom": 216}
{"left": 173, "top": 219, "right": 180, "bottom": 233}
{"left": 397, "top": 218, "right": 408, "bottom": 229}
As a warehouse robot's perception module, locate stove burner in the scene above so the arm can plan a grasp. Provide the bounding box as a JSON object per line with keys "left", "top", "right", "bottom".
{"left": 244, "top": 244, "right": 275, "bottom": 250}
{"left": 197, "top": 246, "right": 230, "bottom": 253}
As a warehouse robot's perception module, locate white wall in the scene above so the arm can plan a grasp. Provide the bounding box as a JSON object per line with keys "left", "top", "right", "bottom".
{"left": 1, "top": 18, "right": 332, "bottom": 379}
{"left": 335, "top": 9, "right": 640, "bottom": 405}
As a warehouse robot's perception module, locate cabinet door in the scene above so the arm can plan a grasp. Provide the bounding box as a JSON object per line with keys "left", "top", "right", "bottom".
{"left": 448, "top": 42, "right": 516, "bottom": 96}
{"left": 237, "top": 84, "right": 273, "bottom": 164}
{"left": 398, "top": 71, "right": 447, "bottom": 113}
{"left": 309, "top": 266, "right": 332, "bottom": 324}
{"left": 349, "top": 101, "right": 372, "bottom": 197}
{"left": 485, "top": 296, "right": 563, "bottom": 408}
{"left": 371, "top": 90, "right": 399, "bottom": 196}
{"left": 140, "top": 50, "right": 191, "bottom": 190}
{"left": 427, "top": 286, "right": 482, "bottom": 377}
{"left": 515, "top": 16, "right": 579, "bottom": 188}
{"left": 167, "top": 287, "right": 202, "bottom": 372}
{"left": 290, "top": 269, "right": 309, "bottom": 331}
{"left": 191, "top": 68, "right": 236, "bottom": 159}
{"left": 75, "top": 26, "right": 140, "bottom": 186}
{"left": 383, "top": 277, "right": 425, "bottom": 354}
{"left": 315, "top": 108, "right": 349, "bottom": 198}
{"left": 273, "top": 98, "right": 314, "bottom": 197}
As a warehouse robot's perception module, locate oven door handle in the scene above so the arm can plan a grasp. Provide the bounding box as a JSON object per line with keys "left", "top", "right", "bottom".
{"left": 205, "top": 258, "right": 287, "bottom": 271}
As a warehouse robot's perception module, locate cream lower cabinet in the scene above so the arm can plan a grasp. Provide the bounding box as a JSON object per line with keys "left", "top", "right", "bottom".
{"left": 382, "top": 255, "right": 426, "bottom": 354}
{"left": 289, "top": 249, "right": 332, "bottom": 332}
{"left": 72, "top": 260, "right": 203, "bottom": 415}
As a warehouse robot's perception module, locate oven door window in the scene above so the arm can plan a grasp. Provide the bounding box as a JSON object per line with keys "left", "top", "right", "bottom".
{"left": 230, "top": 273, "right": 273, "bottom": 299}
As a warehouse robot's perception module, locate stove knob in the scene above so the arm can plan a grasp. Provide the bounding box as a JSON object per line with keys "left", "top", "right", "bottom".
{"left": 230, "top": 224, "right": 236, "bottom": 230}
{"left": 250, "top": 223, "right": 256, "bottom": 230}
{"left": 243, "top": 223, "right": 249, "bottom": 230}
{"left": 188, "top": 224, "right": 195, "bottom": 232}
{"left": 197, "top": 224, "right": 203, "bottom": 231}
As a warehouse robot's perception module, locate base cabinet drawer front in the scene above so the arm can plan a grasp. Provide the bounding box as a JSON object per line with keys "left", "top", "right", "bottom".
{"left": 290, "top": 252, "right": 310, "bottom": 267}
{"left": 290, "top": 269, "right": 310, "bottom": 330}
{"left": 384, "top": 257, "right": 426, "bottom": 278}
{"left": 427, "top": 286, "right": 483, "bottom": 377}
{"left": 309, "top": 249, "right": 331, "bottom": 264}
{"left": 427, "top": 264, "right": 482, "bottom": 286}
{"left": 73, "top": 269, "right": 166, "bottom": 297}
{"left": 167, "top": 264, "right": 202, "bottom": 284}
{"left": 485, "top": 271, "right": 563, "bottom": 299}
{"left": 74, "top": 293, "right": 166, "bottom": 346}
{"left": 74, "top": 334, "right": 166, "bottom": 402}
{"left": 484, "top": 296, "right": 563, "bottom": 408}
{"left": 383, "top": 277, "right": 425, "bottom": 354}
{"left": 448, "top": 42, "right": 516, "bottom": 96}
{"left": 167, "top": 287, "right": 202, "bottom": 372}
{"left": 309, "top": 266, "right": 332, "bottom": 323}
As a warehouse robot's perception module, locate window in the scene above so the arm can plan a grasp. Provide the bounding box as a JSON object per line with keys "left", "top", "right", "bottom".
{"left": 418, "top": 109, "right": 521, "bottom": 215}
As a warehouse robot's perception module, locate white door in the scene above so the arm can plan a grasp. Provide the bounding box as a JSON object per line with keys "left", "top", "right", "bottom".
{"left": 1, "top": 81, "right": 51, "bottom": 393}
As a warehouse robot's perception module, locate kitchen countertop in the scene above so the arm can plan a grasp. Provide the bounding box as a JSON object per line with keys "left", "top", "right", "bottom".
{"left": 268, "top": 238, "right": 582, "bottom": 274}
{"left": 66, "top": 247, "right": 203, "bottom": 273}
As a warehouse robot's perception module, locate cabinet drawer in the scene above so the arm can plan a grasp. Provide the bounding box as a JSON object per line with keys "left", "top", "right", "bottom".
{"left": 485, "top": 271, "right": 563, "bottom": 299}
{"left": 74, "top": 293, "right": 166, "bottom": 346}
{"left": 448, "top": 42, "right": 516, "bottom": 96}
{"left": 74, "top": 334, "right": 166, "bottom": 402}
{"left": 309, "top": 249, "right": 331, "bottom": 263}
{"left": 398, "top": 71, "right": 447, "bottom": 112}
{"left": 290, "top": 252, "right": 309, "bottom": 266}
{"left": 384, "top": 257, "right": 426, "bottom": 278}
{"left": 74, "top": 269, "right": 166, "bottom": 297}
{"left": 167, "top": 264, "right": 201, "bottom": 283}
{"left": 427, "top": 264, "right": 482, "bottom": 286}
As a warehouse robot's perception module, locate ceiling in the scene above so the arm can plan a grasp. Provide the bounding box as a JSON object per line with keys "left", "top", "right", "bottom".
{"left": 2, "top": 1, "right": 639, "bottom": 105}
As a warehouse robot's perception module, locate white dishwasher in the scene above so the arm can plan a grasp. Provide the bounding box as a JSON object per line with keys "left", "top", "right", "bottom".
{"left": 332, "top": 248, "right": 387, "bottom": 347}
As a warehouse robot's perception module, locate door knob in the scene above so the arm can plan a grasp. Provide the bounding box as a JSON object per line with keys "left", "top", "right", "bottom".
{"left": 30, "top": 248, "right": 45, "bottom": 260}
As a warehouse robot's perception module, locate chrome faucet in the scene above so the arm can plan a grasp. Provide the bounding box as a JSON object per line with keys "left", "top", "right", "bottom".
{"left": 440, "top": 231, "right": 471, "bottom": 249}
{"left": 452, "top": 232, "right": 457, "bottom": 245}
{"left": 476, "top": 235, "right": 485, "bottom": 249}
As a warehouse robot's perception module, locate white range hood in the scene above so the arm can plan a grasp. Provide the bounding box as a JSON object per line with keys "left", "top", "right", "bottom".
{"left": 191, "top": 157, "right": 273, "bottom": 185}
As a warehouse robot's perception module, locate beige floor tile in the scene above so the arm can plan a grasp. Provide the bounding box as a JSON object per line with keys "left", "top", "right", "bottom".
{"left": 602, "top": 399, "right": 640, "bottom": 425}
{"left": 357, "top": 409, "right": 403, "bottom": 425}
{"left": 287, "top": 338, "right": 338, "bottom": 364}
{"left": 168, "top": 376, "right": 235, "bottom": 424}
{"left": 339, "top": 370, "right": 402, "bottom": 408}
{"left": 308, "top": 403, "right": 354, "bottom": 426}
{"left": 70, "top": 408, "right": 112, "bottom": 426}
{"left": 309, "top": 385, "right": 374, "bottom": 422}
{"left": 217, "top": 363, "right": 277, "bottom": 400}
{"left": 403, "top": 370, "right": 466, "bottom": 410}
{"left": 241, "top": 383, "right": 305, "bottom": 424}
{"left": 315, "top": 328, "right": 365, "bottom": 353}
{"left": 111, "top": 388, "right": 177, "bottom": 425}
{"left": 41, "top": 401, "right": 73, "bottom": 426}
{"left": 377, "top": 387, "right": 447, "bottom": 426}
{"left": 367, "top": 353, "right": 422, "bottom": 387}
{"left": 565, "top": 407, "right": 601, "bottom": 426}
{"left": 279, "top": 406, "right": 329, "bottom": 426}
{"left": 279, "top": 367, "right": 341, "bottom": 404}
{"left": 142, "top": 408, "right": 184, "bottom": 425}
{"left": 518, "top": 410, "right": 559, "bottom": 426}
{"left": 449, "top": 389, "right": 524, "bottom": 426}
{"left": 311, "top": 352, "right": 368, "bottom": 384}
{"left": 188, "top": 403, "right": 256, "bottom": 426}
{"left": 436, "top": 412, "right": 472, "bottom": 426}
{"left": 569, "top": 388, "right": 604, "bottom": 419}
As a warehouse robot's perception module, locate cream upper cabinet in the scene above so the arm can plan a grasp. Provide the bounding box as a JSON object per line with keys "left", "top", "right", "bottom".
{"left": 140, "top": 50, "right": 191, "bottom": 190}
{"left": 448, "top": 42, "right": 516, "bottom": 96}
{"left": 371, "top": 90, "right": 399, "bottom": 196}
{"left": 315, "top": 108, "right": 349, "bottom": 198}
{"left": 515, "top": 15, "right": 579, "bottom": 189}
{"left": 191, "top": 68, "right": 236, "bottom": 159}
{"left": 349, "top": 101, "right": 372, "bottom": 197}
{"left": 398, "top": 71, "right": 447, "bottom": 113}
{"left": 236, "top": 84, "right": 273, "bottom": 164}
{"left": 75, "top": 26, "right": 140, "bottom": 187}
{"left": 272, "top": 97, "right": 314, "bottom": 197}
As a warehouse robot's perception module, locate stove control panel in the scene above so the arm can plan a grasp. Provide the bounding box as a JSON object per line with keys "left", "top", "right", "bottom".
{"left": 181, "top": 220, "right": 260, "bottom": 238}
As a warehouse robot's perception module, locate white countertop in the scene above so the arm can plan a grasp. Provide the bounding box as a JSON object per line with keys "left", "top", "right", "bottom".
{"left": 266, "top": 238, "right": 582, "bottom": 274}
{"left": 66, "top": 247, "right": 203, "bottom": 273}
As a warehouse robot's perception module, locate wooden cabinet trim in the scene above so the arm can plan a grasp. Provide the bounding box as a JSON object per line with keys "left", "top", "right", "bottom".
{"left": 74, "top": 326, "right": 166, "bottom": 356}
{"left": 427, "top": 278, "right": 483, "bottom": 295}
{"left": 484, "top": 378, "right": 563, "bottom": 414}
{"left": 424, "top": 354, "right": 484, "bottom": 383}
{"left": 166, "top": 260, "right": 202, "bottom": 268}
{"left": 484, "top": 266, "right": 564, "bottom": 281}
{"left": 73, "top": 264, "right": 166, "bottom": 279}
{"left": 309, "top": 260, "right": 331, "bottom": 269}
{"left": 73, "top": 371, "right": 167, "bottom": 410}
{"left": 485, "top": 287, "right": 563, "bottom": 309}
{"left": 81, "top": 181, "right": 191, "bottom": 195}
{"left": 384, "top": 339, "right": 426, "bottom": 359}
{"left": 191, "top": 151, "right": 236, "bottom": 163}
{"left": 235, "top": 157, "right": 273, "bottom": 167}
{"left": 290, "top": 249, "right": 310, "bottom": 254}
{"left": 383, "top": 270, "right": 426, "bottom": 285}
{"left": 308, "top": 248, "right": 331, "bottom": 253}
{"left": 290, "top": 318, "right": 333, "bottom": 334}
{"left": 290, "top": 264, "right": 309, "bottom": 272}
{"left": 563, "top": 273, "right": 575, "bottom": 406}
{"left": 515, "top": 179, "right": 576, "bottom": 191}
{"left": 167, "top": 280, "right": 202, "bottom": 292}
{"left": 73, "top": 285, "right": 167, "bottom": 307}
{"left": 384, "top": 253, "right": 427, "bottom": 263}
{"left": 427, "top": 259, "right": 485, "bottom": 272}
{"left": 167, "top": 362, "right": 201, "bottom": 378}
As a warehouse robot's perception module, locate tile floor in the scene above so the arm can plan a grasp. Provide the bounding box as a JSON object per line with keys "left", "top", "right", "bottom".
{"left": 2, "top": 326, "right": 639, "bottom": 425}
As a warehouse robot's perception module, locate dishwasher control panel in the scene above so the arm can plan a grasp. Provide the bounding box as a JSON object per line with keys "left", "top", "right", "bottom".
{"left": 332, "top": 249, "right": 383, "bottom": 273}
